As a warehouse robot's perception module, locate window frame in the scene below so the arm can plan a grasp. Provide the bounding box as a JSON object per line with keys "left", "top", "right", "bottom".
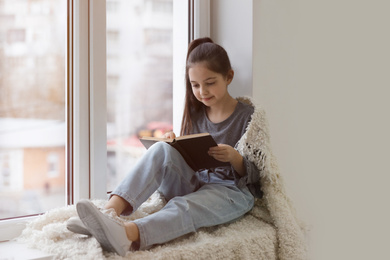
{"left": 0, "top": 0, "right": 208, "bottom": 242}
{"left": 0, "top": 0, "right": 72, "bottom": 241}
{"left": 72, "top": 0, "right": 107, "bottom": 202}
{"left": 172, "top": 0, "right": 210, "bottom": 134}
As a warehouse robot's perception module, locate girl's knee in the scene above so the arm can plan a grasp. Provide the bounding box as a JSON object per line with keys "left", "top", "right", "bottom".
{"left": 146, "top": 142, "right": 172, "bottom": 158}
{"left": 148, "top": 141, "right": 171, "bottom": 153}
{"left": 148, "top": 142, "right": 183, "bottom": 163}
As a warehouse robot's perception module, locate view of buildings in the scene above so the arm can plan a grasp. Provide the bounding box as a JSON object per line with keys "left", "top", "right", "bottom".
{"left": 0, "top": 0, "right": 173, "bottom": 219}
{"left": 0, "top": 0, "right": 66, "bottom": 219}
{"left": 106, "top": 0, "right": 173, "bottom": 191}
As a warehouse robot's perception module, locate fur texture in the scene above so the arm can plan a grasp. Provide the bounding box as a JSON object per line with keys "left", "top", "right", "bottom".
{"left": 17, "top": 192, "right": 277, "bottom": 259}
{"left": 236, "top": 96, "right": 308, "bottom": 260}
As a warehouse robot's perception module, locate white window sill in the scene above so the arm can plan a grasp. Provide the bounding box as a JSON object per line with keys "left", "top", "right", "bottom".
{"left": 0, "top": 216, "right": 37, "bottom": 241}
{"left": 0, "top": 240, "right": 53, "bottom": 260}
{"left": 0, "top": 216, "right": 53, "bottom": 259}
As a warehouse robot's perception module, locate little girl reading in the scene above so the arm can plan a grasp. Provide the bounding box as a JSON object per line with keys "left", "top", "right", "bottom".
{"left": 67, "top": 37, "right": 263, "bottom": 256}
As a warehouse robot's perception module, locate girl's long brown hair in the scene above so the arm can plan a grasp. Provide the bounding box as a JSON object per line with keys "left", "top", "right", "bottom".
{"left": 180, "top": 37, "right": 232, "bottom": 135}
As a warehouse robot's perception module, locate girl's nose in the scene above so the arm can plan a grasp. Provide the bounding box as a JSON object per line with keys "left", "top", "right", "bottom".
{"left": 200, "top": 85, "right": 208, "bottom": 95}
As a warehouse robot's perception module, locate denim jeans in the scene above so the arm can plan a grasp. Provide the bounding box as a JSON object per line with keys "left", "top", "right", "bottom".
{"left": 111, "top": 142, "right": 254, "bottom": 250}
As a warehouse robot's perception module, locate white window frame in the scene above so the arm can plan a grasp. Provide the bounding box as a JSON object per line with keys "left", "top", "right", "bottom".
{"left": 172, "top": 0, "right": 190, "bottom": 134}
{"left": 0, "top": 0, "right": 75, "bottom": 241}
{"left": 193, "top": 0, "right": 210, "bottom": 39}
{"left": 172, "top": 0, "right": 209, "bottom": 134}
{"left": 0, "top": 0, "right": 209, "bottom": 242}
{"left": 0, "top": 0, "right": 106, "bottom": 241}
{"left": 73, "top": 0, "right": 107, "bottom": 203}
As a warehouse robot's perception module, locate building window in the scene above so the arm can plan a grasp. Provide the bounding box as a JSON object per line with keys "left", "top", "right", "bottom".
{"left": 47, "top": 153, "right": 59, "bottom": 178}
{"left": 152, "top": 0, "right": 173, "bottom": 13}
{"left": 107, "top": 0, "right": 119, "bottom": 13}
{"left": 0, "top": 153, "right": 11, "bottom": 187}
{"left": 107, "top": 30, "right": 119, "bottom": 45}
{"left": 6, "top": 28, "right": 25, "bottom": 43}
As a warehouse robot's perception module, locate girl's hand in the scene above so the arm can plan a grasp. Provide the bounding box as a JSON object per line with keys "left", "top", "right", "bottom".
{"left": 208, "top": 144, "right": 236, "bottom": 163}
{"left": 208, "top": 144, "right": 246, "bottom": 176}
{"left": 163, "top": 131, "right": 176, "bottom": 139}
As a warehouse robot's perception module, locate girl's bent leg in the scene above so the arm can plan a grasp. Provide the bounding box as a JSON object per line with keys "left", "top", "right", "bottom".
{"left": 133, "top": 184, "right": 254, "bottom": 250}
{"left": 110, "top": 142, "right": 201, "bottom": 215}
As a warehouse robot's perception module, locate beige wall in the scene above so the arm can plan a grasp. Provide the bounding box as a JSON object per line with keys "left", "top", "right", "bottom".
{"left": 252, "top": 1, "right": 390, "bottom": 259}
{"left": 212, "top": 0, "right": 390, "bottom": 259}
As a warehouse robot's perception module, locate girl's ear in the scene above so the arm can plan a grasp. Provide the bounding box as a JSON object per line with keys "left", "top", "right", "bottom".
{"left": 226, "top": 69, "right": 234, "bottom": 85}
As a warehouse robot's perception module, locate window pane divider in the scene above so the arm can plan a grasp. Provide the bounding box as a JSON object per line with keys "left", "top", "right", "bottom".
{"left": 89, "top": 0, "right": 107, "bottom": 200}
{"left": 173, "top": 0, "right": 191, "bottom": 134}
{"left": 66, "top": 0, "right": 74, "bottom": 206}
{"left": 73, "top": 0, "right": 107, "bottom": 202}
{"left": 73, "top": 0, "right": 90, "bottom": 202}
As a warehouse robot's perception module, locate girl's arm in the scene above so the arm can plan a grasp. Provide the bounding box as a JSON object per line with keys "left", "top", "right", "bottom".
{"left": 208, "top": 144, "right": 246, "bottom": 176}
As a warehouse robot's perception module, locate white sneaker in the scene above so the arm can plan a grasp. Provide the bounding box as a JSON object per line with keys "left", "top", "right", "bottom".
{"left": 76, "top": 199, "right": 131, "bottom": 257}
{"left": 66, "top": 216, "right": 91, "bottom": 236}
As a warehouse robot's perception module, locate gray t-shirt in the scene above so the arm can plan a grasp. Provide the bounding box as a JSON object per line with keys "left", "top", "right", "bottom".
{"left": 190, "top": 101, "right": 253, "bottom": 147}
{"left": 190, "top": 101, "right": 262, "bottom": 198}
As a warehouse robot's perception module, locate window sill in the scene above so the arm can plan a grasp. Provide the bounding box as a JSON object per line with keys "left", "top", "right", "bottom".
{"left": 0, "top": 216, "right": 38, "bottom": 242}
{"left": 0, "top": 216, "right": 53, "bottom": 259}
{"left": 0, "top": 240, "right": 53, "bottom": 260}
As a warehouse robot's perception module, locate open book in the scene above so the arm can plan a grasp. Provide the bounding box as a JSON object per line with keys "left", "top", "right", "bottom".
{"left": 140, "top": 133, "right": 230, "bottom": 171}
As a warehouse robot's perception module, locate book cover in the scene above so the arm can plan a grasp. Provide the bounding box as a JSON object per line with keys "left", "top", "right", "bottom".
{"left": 139, "top": 133, "right": 230, "bottom": 171}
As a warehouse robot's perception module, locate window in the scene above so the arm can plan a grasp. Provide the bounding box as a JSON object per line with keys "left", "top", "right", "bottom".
{"left": 47, "top": 153, "right": 60, "bottom": 178}
{"left": 0, "top": 0, "right": 192, "bottom": 241}
{"left": 0, "top": 0, "right": 67, "bottom": 220}
{"left": 106, "top": 0, "right": 174, "bottom": 192}
{"left": 7, "top": 28, "right": 25, "bottom": 43}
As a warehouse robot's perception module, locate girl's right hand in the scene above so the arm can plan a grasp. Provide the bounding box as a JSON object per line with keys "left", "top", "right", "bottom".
{"left": 163, "top": 131, "right": 176, "bottom": 139}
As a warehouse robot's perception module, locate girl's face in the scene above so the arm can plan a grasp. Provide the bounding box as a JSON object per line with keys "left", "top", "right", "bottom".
{"left": 188, "top": 63, "right": 233, "bottom": 108}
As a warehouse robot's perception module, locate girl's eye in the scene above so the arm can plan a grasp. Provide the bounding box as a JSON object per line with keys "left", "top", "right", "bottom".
{"left": 192, "top": 84, "right": 199, "bottom": 88}
{"left": 206, "top": 82, "right": 215, "bottom": 86}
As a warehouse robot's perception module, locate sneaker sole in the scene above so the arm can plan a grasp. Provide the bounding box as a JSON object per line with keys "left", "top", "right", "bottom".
{"left": 76, "top": 200, "right": 127, "bottom": 256}
{"left": 66, "top": 222, "right": 91, "bottom": 236}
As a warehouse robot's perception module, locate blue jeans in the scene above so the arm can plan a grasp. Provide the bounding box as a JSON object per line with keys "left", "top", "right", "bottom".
{"left": 111, "top": 142, "right": 254, "bottom": 250}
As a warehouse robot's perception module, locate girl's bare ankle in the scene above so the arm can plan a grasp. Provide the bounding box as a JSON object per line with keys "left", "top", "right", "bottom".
{"left": 125, "top": 222, "right": 140, "bottom": 242}
{"left": 106, "top": 195, "right": 131, "bottom": 216}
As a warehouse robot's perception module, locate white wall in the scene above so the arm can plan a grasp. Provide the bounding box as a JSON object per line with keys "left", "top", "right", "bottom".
{"left": 210, "top": 0, "right": 253, "bottom": 98}
{"left": 212, "top": 0, "right": 390, "bottom": 259}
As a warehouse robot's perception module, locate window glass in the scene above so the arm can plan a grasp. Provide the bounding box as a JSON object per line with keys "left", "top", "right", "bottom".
{"left": 0, "top": 0, "right": 66, "bottom": 219}
{"left": 106, "top": 0, "right": 173, "bottom": 191}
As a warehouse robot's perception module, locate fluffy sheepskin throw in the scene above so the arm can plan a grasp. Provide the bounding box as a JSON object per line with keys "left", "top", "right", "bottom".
{"left": 17, "top": 192, "right": 277, "bottom": 259}
{"left": 236, "top": 97, "right": 308, "bottom": 259}
{"left": 16, "top": 97, "right": 307, "bottom": 260}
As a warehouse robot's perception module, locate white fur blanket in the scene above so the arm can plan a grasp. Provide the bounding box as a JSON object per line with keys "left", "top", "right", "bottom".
{"left": 236, "top": 97, "right": 308, "bottom": 259}
{"left": 17, "top": 191, "right": 277, "bottom": 260}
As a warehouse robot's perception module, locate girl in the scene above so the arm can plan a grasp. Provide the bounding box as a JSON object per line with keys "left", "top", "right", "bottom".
{"left": 68, "top": 37, "right": 263, "bottom": 256}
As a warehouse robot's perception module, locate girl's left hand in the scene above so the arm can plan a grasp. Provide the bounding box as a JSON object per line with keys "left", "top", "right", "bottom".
{"left": 208, "top": 144, "right": 238, "bottom": 163}
{"left": 209, "top": 144, "right": 246, "bottom": 176}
